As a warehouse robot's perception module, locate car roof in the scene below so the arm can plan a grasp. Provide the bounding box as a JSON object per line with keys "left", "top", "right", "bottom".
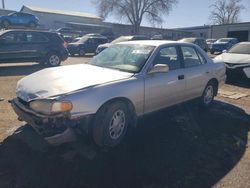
{"left": 118, "top": 40, "right": 192, "bottom": 47}
{"left": 0, "top": 29, "right": 58, "bottom": 35}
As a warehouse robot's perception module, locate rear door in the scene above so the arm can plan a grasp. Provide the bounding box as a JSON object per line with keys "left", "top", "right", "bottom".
{"left": 144, "top": 45, "right": 185, "bottom": 113}
{"left": 180, "top": 45, "right": 211, "bottom": 100}
{"left": 87, "top": 38, "right": 99, "bottom": 53}
{"left": 20, "top": 32, "right": 49, "bottom": 60}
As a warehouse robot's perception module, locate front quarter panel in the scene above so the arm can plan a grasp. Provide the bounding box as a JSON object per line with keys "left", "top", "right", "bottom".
{"left": 60, "top": 75, "right": 144, "bottom": 118}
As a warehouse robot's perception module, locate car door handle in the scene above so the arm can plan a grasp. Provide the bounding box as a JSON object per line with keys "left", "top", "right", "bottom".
{"left": 178, "top": 75, "right": 185, "bottom": 80}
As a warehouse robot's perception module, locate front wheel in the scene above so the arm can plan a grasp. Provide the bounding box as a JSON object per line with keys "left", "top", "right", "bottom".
{"left": 2, "top": 20, "right": 10, "bottom": 28}
{"left": 92, "top": 101, "right": 133, "bottom": 148}
{"left": 200, "top": 82, "right": 216, "bottom": 108}
{"left": 46, "top": 53, "right": 61, "bottom": 67}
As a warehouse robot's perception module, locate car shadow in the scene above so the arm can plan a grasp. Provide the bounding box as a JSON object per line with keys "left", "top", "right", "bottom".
{"left": 0, "top": 100, "right": 249, "bottom": 188}
{"left": 0, "top": 63, "right": 45, "bottom": 77}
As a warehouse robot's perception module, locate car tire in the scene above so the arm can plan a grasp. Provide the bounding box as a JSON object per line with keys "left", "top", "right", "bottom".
{"left": 92, "top": 101, "right": 132, "bottom": 148}
{"left": 200, "top": 81, "right": 216, "bottom": 108}
{"left": 78, "top": 49, "right": 85, "bottom": 57}
{"left": 2, "top": 20, "right": 10, "bottom": 28}
{"left": 46, "top": 52, "right": 61, "bottom": 67}
{"left": 29, "top": 22, "right": 36, "bottom": 28}
{"left": 210, "top": 50, "right": 214, "bottom": 54}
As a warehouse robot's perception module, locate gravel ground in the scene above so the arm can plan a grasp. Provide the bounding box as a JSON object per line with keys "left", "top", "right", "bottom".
{"left": 0, "top": 56, "right": 249, "bottom": 188}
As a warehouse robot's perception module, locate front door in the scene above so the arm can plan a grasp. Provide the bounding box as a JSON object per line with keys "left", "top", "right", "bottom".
{"left": 0, "top": 31, "right": 23, "bottom": 62}
{"left": 144, "top": 46, "right": 185, "bottom": 114}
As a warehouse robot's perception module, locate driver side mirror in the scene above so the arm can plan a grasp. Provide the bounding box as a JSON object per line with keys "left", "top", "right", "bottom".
{"left": 148, "top": 64, "right": 169, "bottom": 74}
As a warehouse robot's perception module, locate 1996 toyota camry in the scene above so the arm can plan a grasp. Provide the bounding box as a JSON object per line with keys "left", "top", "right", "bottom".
{"left": 11, "top": 41, "right": 226, "bottom": 147}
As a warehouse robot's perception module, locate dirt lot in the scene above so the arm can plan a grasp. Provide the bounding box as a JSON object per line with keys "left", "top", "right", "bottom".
{"left": 0, "top": 57, "right": 250, "bottom": 188}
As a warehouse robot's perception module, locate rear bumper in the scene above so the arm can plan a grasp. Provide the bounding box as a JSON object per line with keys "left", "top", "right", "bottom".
{"left": 60, "top": 49, "right": 69, "bottom": 61}
{"left": 11, "top": 98, "right": 92, "bottom": 145}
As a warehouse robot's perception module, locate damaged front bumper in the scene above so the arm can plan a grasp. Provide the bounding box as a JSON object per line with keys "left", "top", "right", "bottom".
{"left": 11, "top": 98, "right": 93, "bottom": 145}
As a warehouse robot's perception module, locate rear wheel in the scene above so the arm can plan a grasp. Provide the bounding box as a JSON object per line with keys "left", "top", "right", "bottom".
{"left": 92, "top": 101, "right": 133, "bottom": 148}
{"left": 29, "top": 22, "right": 36, "bottom": 28}
{"left": 46, "top": 53, "right": 61, "bottom": 67}
{"left": 200, "top": 82, "right": 216, "bottom": 108}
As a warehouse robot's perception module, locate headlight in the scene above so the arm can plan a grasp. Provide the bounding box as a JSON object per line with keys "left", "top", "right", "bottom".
{"left": 29, "top": 100, "right": 72, "bottom": 115}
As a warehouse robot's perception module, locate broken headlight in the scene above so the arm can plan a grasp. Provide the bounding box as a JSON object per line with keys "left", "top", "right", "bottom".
{"left": 29, "top": 100, "right": 73, "bottom": 115}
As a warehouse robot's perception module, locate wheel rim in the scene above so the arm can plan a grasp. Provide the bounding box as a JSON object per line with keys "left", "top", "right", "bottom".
{"left": 79, "top": 50, "right": 85, "bottom": 56}
{"left": 109, "top": 110, "right": 126, "bottom": 140}
{"left": 49, "top": 55, "right": 60, "bottom": 66}
{"left": 204, "top": 85, "right": 214, "bottom": 105}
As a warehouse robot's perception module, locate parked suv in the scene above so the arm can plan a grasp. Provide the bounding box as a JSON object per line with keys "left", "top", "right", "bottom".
{"left": 179, "top": 38, "right": 209, "bottom": 52}
{"left": 0, "top": 12, "right": 39, "bottom": 28}
{"left": 0, "top": 30, "right": 68, "bottom": 66}
{"left": 67, "top": 35, "right": 108, "bottom": 56}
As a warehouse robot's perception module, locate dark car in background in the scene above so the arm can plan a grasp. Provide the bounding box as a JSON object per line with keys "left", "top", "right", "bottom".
{"left": 67, "top": 35, "right": 108, "bottom": 56}
{"left": 96, "top": 35, "right": 150, "bottom": 54}
{"left": 0, "top": 12, "right": 39, "bottom": 28}
{"left": 210, "top": 38, "right": 238, "bottom": 54}
{"left": 56, "top": 27, "right": 83, "bottom": 36}
{"left": 179, "top": 38, "right": 209, "bottom": 52}
{"left": 206, "top": 39, "right": 217, "bottom": 51}
{"left": 0, "top": 30, "right": 68, "bottom": 66}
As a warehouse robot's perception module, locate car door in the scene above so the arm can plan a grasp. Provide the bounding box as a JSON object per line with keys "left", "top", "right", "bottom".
{"left": 180, "top": 45, "right": 211, "bottom": 100}
{"left": 20, "top": 32, "right": 49, "bottom": 60}
{"left": 144, "top": 45, "right": 185, "bottom": 114}
{"left": 0, "top": 31, "right": 24, "bottom": 61}
{"left": 87, "top": 38, "right": 98, "bottom": 53}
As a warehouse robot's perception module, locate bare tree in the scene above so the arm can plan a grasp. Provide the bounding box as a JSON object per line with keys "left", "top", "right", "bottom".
{"left": 209, "top": 0, "right": 245, "bottom": 24}
{"left": 94, "top": 0, "right": 178, "bottom": 34}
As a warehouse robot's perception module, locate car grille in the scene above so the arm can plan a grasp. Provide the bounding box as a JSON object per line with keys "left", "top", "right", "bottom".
{"left": 18, "top": 97, "right": 29, "bottom": 107}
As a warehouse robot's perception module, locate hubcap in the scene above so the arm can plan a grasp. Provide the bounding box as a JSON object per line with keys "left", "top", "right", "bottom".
{"left": 49, "top": 55, "right": 60, "bottom": 66}
{"left": 109, "top": 110, "right": 126, "bottom": 140}
{"left": 204, "top": 85, "right": 214, "bottom": 105}
{"left": 79, "top": 50, "right": 85, "bottom": 56}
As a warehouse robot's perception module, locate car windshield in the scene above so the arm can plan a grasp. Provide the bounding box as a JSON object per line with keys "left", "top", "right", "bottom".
{"left": 181, "top": 38, "right": 196, "bottom": 43}
{"left": 7, "top": 12, "right": 16, "bottom": 16}
{"left": 217, "top": 39, "right": 232, "bottom": 43}
{"left": 111, "top": 36, "right": 133, "bottom": 44}
{"left": 77, "top": 36, "right": 89, "bottom": 43}
{"left": 89, "top": 44, "right": 155, "bottom": 73}
{"left": 228, "top": 43, "right": 250, "bottom": 54}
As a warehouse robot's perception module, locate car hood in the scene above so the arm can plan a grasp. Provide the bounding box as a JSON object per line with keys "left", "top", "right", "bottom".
{"left": 216, "top": 53, "right": 250, "bottom": 64}
{"left": 16, "top": 64, "right": 134, "bottom": 102}
{"left": 98, "top": 43, "right": 112, "bottom": 48}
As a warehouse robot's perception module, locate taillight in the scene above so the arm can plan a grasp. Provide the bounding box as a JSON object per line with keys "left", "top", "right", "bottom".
{"left": 63, "top": 41, "right": 68, "bottom": 49}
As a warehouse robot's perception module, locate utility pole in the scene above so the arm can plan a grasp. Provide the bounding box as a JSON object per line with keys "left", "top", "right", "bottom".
{"left": 2, "top": 0, "right": 5, "bottom": 9}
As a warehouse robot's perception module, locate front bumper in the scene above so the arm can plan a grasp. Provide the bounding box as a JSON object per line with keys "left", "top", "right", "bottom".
{"left": 11, "top": 98, "right": 92, "bottom": 145}
{"left": 225, "top": 63, "right": 250, "bottom": 79}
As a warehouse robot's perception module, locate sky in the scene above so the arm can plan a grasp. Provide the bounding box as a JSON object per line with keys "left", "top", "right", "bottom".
{"left": 3, "top": 0, "right": 250, "bottom": 28}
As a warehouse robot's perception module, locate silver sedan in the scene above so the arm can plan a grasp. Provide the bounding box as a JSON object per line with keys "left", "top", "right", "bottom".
{"left": 11, "top": 40, "right": 226, "bottom": 147}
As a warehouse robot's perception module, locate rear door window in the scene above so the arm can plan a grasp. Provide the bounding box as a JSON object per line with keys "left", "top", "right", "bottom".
{"left": 181, "top": 46, "right": 206, "bottom": 68}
